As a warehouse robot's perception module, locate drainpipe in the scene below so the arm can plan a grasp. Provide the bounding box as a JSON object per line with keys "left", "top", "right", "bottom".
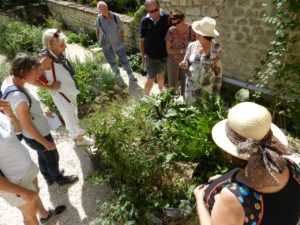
{"left": 223, "top": 76, "right": 298, "bottom": 102}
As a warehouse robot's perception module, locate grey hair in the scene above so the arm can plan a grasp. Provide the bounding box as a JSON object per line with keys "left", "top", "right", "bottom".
{"left": 42, "top": 29, "right": 67, "bottom": 50}
{"left": 145, "top": 0, "right": 160, "bottom": 6}
{"left": 97, "top": 1, "right": 108, "bottom": 9}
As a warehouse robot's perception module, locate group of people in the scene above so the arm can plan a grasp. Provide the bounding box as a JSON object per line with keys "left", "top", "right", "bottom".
{"left": 0, "top": 28, "right": 95, "bottom": 224}
{"left": 95, "top": 0, "right": 222, "bottom": 105}
{"left": 0, "top": 0, "right": 299, "bottom": 225}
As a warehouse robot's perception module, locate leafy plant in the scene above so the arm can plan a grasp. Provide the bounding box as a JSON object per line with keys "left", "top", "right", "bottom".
{"left": 86, "top": 91, "right": 231, "bottom": 224}
{"left": 253, "top": 0, "right": 300, "bottom": 135}
{"left": 0, "top": 19, "right": 43, "bottom": 59}
{"left": 128, "top": 52, "right": 144, "bottom": 73}
{"left": 0, "top": 62, "right": 10, "bottom": 85}
{"left": 44, "top": 16, "right": 65, "bottom": 30}
{"left": 67, "top": 32, "right": 96, "bottom": 47}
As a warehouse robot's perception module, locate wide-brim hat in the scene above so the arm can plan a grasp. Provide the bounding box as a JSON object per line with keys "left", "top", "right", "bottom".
{"left": 192, "top": 17, "right": 219, "bottom": 37}
{"left": 212, "top": 102, "right": 288, "bottom": 160}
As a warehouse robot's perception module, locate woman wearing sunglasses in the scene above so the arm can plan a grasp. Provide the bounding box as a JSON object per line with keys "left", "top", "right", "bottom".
{"left": 165, "top": 9, "right": 196, "bottom": 96}
{"left": 179, "top": 17, "right": 222, "bottom": 106}
{"left": 36, "top": 29, "right": 94, "bottom": 146}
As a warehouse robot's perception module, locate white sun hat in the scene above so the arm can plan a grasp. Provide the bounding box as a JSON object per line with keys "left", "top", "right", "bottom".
{"left": 192, "top": 17, "right": 219, "bottom": 37}
{"left": 212, "top": 102, "right": 288, "bottom": 160}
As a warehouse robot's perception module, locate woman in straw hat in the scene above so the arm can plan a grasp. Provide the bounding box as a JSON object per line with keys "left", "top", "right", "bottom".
{"left": 194, "top": 102, "right": 300, "bottom": 225}
{"left": 179, "top": 17, "right": 222, "bottom": 106}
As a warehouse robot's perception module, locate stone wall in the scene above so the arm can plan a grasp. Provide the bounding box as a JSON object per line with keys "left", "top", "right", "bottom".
{"left": 160, "top": 0, "right": 275, "bottom": 81}
{"left": 46, "top": 0, "right": 136, "bottom": 51}
{"left": 47, "top": 0, "right": 298, "bottom": 83}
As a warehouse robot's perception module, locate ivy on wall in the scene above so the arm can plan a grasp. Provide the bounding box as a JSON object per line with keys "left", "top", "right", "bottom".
{"left": 254, "top": 0, "right": 300, "bottom": 135}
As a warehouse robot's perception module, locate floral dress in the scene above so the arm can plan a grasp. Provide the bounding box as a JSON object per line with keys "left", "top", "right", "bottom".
{"left": 183, "top": 40, "right": 222, "bottom": 106}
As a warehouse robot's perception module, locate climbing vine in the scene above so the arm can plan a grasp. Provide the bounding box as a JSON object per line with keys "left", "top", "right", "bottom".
{"left": 254, "top": 0, "right": 300, "bottom": 135}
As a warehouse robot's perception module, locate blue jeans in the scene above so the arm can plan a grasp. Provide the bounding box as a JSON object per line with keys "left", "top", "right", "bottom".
{"left": 23, "top": 134, "right": 63, "bottom": 182}
{"left": 102, "top": 45, "right": 134, "bottom": 78}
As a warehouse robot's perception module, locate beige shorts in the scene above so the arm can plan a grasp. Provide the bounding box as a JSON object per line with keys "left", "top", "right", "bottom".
{"left": 0, "top": 163, "right": 39, "bottom": 207}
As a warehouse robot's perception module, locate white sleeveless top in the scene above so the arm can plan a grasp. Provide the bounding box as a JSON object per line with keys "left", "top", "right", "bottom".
{"left": 0, "top": 113, "right": 32, "bottom": 182}
{"left": 44, "top": 55, "right": 79, "bottom": 98}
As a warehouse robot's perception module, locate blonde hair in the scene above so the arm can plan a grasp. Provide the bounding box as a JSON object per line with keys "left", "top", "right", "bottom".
{"left": 42, "top": 29, "right": 67, "bottom": 50}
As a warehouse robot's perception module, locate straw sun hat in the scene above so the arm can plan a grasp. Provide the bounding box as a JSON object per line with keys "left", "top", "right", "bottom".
{"left": 212, "top": 102, "right": 288, "bottom": 160}
{"left": 192, "top": 17, "right": 219, "bottom": 37}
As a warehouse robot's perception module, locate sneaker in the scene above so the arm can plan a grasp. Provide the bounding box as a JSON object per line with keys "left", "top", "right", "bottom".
{"left": 56, "top": 175, "right": 78, "bottom": 186}
{"left": 76, "top": 136, "right": 95, "bottom": 146}
{"left": 40, "top": 205, "right": 66, "bottom": 224}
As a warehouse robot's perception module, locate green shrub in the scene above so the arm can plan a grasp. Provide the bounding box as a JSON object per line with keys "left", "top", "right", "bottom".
{"left": 133, "top": 5, "right": 147, "bottom": 23}
{"left": 0, "top": 20, "right": 43, "bottom": 59}
{"left": 44, "top": 16, "right": 65, "bottom": 30}
{"left": 0, "top": 63, "right": 10, "bottom": 85}
{"left": 85, "top": 91, "right": 231, "bottom": 224}
{"left": 128, "top": 53, "right": 143, "bottom": 74}
{"left": 67, "top": 32, "right": 96, "bottom": 47}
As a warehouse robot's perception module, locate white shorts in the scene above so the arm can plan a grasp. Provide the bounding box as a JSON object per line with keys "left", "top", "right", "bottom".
{"left": 0, "top": 163, "right": 39, "bottom": 207}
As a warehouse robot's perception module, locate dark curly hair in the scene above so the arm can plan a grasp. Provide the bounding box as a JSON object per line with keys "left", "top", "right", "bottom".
{"left": 168, "top": 9, "right": 185, "bottom": 25}
{"left": 10, "top": 53, "right": 40, "bottom": 79}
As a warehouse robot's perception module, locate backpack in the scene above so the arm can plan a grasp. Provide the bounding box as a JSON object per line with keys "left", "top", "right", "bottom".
{"left": 0, "top": 85, "right": 32, "bottom": 109}
{"left": 97, "top": 12, "right": 119, "bottom": 47}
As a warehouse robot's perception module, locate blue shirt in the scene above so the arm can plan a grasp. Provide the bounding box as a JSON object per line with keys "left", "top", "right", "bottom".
{"left": 140, "top": 11, "right": 169, "bottom": 59}
{"left": 95, "top": 11, "right": 124, "bottom": 52}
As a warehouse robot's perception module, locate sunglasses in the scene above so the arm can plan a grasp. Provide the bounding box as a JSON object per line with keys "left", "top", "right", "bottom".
{"left": 148, "top": 8, "right": 159, "bottom": 13}
{"left": 53, "top": 29, "right": 61, "bottom": 38}
{"left": 171, "top": 20, "right": 181, "bottom": 26}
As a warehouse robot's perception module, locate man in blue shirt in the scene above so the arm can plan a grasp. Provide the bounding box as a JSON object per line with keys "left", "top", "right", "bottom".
{"left": 140, "top": 0, "right": 170, "bottom": 95}
{"left": 95, "top": 1, "right": 137, "bottom": 83}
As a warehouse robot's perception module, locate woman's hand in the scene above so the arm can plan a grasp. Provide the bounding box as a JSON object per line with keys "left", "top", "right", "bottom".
{"left": 179, "top": 60, "right": 188, "bottom": 69}
{"left": 194, "top": 184, "right": 208, "bottom": 202}
{"left": 0, "top": 99, "right": 14, "bottom": 117}
{"left": 44, "top": 141, "right": 56, "bottom": 151}
{"left": 49, "top": 81, "right": 61, "bottom": 90}
{"left": 19, "top": 189, "right": 38, "bottom": 204}
{"left": 45, "top": 112, "right": 54, "bottom": 118}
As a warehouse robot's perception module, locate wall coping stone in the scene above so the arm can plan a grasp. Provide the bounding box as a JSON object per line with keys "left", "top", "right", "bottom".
{"left": 47, "top": 0, "right": 133, "bottom": 23}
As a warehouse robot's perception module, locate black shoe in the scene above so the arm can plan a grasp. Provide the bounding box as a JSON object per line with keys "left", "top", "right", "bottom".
{"left": 46, "top": 179, "right": 54, "bottom": 186}
{"left": 40, "top": 205, "right": 66, "bottom": 224}
{"left": 45, "top": 169, "right": 65, "bottom": 186}
{"left": 56, "top": 175, "right": 78, "bottom": 185}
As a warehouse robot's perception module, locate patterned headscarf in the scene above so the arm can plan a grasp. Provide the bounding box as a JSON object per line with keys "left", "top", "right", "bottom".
{"left": 225, "top": 122, "right": 293, "bottom": 188}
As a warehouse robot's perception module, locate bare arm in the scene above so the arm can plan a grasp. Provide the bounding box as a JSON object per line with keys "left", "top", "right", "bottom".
{"left": 211, "top": 188, "right": 244, "bottom": 225}
{"left": 0, "top": 176, "right": 38, "bottom": 203}
{"left": 120, "top": 30, "right": 125, "bottom": 42}
{"left": 36, "top": 57, "right": 60, "bottom": 90}
{"left": 140, "top": 38, "right": 145, "bottom": 64}
{"left": 0, "top": 99, "right": 21, "bottom": 133}
{"left": 194, "top": 185, "right": 244, "bottom": 225}
{"left": 179, "top": 43, "right": 192, "bottom": 68}
{"left": 15, "top": 102, "right": 55, "bottom": 150}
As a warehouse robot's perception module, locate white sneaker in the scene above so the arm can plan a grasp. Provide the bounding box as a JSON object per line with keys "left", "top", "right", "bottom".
{"left": 76, "top": 136, "right": 95, "bottom": 146}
